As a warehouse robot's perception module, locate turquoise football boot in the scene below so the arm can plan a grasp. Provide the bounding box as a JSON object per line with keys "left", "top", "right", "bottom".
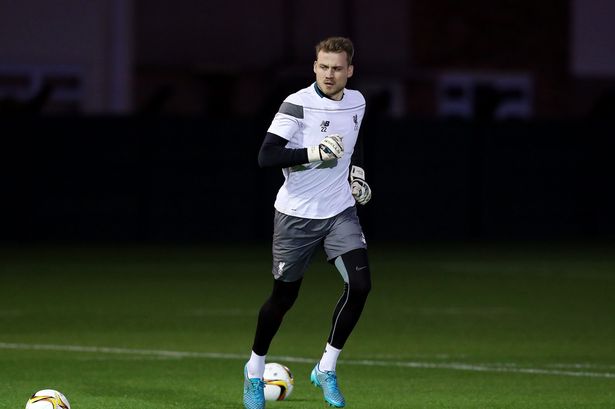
{"left": 310, "top": 364, "right": 346, "bottom": 407}
{"left": 243, "top": 364, "right": 265, "bottom": 409}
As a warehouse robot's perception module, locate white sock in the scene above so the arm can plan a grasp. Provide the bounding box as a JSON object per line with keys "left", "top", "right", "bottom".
{"left": 318, "top": 343, "right": 342, "bottom": 372}
{"left": 247, "top": 351, "right": 266, "bottom": 379}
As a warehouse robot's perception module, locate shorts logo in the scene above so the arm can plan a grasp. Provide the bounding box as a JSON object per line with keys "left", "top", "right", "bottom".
{"left": 353, "top": 114, "right": 359, "bottom": 130}
{"left": 277, "top": 261, "right": 286, "bottom": 277}
{"left": 320, "top": 120, "right": 330, "bottom": 132}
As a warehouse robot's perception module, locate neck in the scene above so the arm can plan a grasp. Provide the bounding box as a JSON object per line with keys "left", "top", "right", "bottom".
{"left": 314, "top": 83, "right": 343, "bottom": 100}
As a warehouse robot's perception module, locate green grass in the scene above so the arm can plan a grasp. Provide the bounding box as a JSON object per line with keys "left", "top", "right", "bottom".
{"left": 1, "top": 242, "right": 614, "bottom": 408}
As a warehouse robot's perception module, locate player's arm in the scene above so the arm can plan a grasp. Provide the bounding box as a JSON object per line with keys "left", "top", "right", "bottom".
{"left": 258, "top": 132, "right": 344, "bottom": 169}
{"left": 258, "top": 132, "right": 308, "bottom": 168}
{"left": 350, "top": 128, "right": 365, "bottom": 168}
{"left": 349, "top": 130, "right": 372, "bottom": 205}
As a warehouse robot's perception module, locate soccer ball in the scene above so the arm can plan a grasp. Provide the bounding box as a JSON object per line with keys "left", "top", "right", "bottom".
{"left": 25, "top": 389, "right": 71, "bottom": 409}
{"left": 263, "top": 362, "right": 294, "bottom": 401}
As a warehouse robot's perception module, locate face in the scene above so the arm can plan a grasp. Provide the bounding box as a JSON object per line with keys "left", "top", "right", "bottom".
{"left": 313, "top": 51, "right": 354, "bottom": 100}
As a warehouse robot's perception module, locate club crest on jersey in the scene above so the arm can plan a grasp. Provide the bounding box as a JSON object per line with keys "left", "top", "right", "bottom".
{"left": 320, "top": 120, "right": 330, "bottom": 132}
{"left": 353, "top": 114, "right": 359, "bottom": 130}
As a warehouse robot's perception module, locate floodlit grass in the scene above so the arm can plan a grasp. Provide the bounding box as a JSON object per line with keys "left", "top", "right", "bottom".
{"left": 1, "top": 242, "right": 614, "bottom": 408}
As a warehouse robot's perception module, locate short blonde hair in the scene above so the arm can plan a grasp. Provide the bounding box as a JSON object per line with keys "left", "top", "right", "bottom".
{"left": 315, "top": 37, "right": 354, "bottom": 66}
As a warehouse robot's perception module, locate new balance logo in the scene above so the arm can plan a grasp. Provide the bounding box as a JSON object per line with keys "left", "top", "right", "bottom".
{"left": 320, "top": 120, "right": 330, "bottom": 132}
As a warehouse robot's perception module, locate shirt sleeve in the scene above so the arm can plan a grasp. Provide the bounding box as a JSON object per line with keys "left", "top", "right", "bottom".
{"left": 266, "top": 101, "right": 303, "bottom": 141}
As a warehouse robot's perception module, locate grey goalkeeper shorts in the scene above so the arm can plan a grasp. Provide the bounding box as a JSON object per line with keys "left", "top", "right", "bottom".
{"left": 271, "top": 206, "right": 367, "bottom": 282}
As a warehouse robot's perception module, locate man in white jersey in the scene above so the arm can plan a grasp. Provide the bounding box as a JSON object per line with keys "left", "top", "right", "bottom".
{"left": 243, "top": 37, "right": 372, "bottom": 409}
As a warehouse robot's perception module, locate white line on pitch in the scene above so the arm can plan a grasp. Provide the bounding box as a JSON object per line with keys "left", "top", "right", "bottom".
{"left": 1, "top": 342, "right": 614, "bottom": 380}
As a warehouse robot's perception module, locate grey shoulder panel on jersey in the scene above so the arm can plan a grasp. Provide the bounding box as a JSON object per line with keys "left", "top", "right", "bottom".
{"left": 278, "top": 102, "right": 304, "bottom": 119}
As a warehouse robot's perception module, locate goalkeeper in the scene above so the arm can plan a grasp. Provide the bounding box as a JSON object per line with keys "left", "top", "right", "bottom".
{"left": 243, "top": 36, "right": 372, "bottom": 409}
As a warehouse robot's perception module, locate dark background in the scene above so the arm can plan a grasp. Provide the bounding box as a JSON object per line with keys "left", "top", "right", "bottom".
{"left": 1, "top": 0, "right": 614, "bottom": 244}
{"left": 2, "top": 118, "right": 614, "bottom": 243}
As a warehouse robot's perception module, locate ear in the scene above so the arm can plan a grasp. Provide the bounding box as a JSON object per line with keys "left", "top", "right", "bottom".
{"left": 313, "top": 61, "right": 318, "bottom": 75}
{"left": 347, "top": 64, "right": 354, "bottom": 78}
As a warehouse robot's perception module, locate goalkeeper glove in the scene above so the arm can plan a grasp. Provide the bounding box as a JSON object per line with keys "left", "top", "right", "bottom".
{"left": 350, "top": 165, "right": 372, "bottom": 205}
{"left": 307, "top": 134, "right": 344, "bottom": 162}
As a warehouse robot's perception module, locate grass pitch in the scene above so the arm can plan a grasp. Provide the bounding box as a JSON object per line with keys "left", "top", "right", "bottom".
{"left": 1, "top": 242, "right": 614, "bottom": 408}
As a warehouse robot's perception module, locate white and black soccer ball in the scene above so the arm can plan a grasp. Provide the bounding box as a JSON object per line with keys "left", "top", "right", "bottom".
{"left": 263, "top": 362, "right": 294, "bottom": 401}
{"left": 25, "top": 389, "right": 71, "bottom": 409}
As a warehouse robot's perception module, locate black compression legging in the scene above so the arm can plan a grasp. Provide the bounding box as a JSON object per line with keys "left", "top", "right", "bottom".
{"left": 251, "top": 248, "right": 371, "bottom": 355}
{"left": 327, "top": 248, "right": 371, "bottom": 348}
{"left": 251, "top": 276, "right": 302, "bottom": 356}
